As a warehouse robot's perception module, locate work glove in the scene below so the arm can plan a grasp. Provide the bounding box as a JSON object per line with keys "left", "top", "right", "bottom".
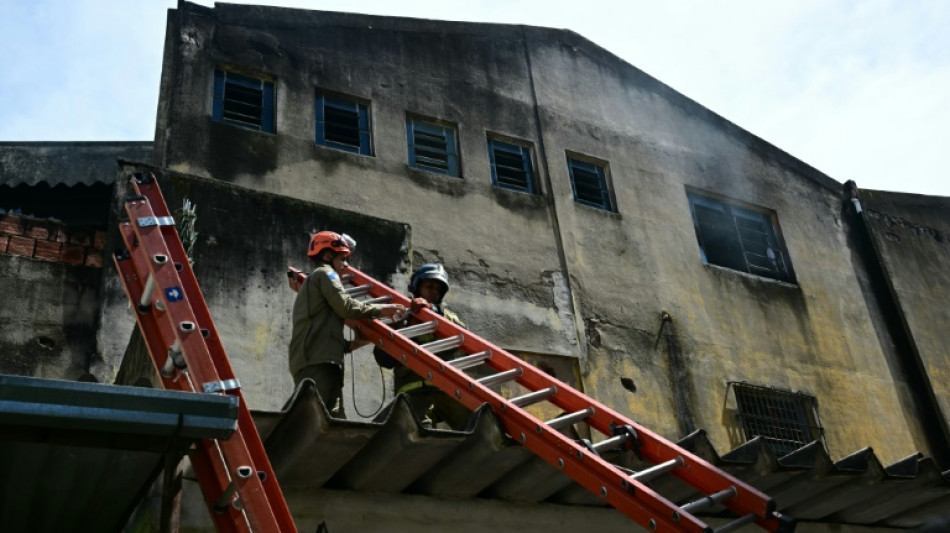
{"left": 410, "top": 297, "right": 431, "bottom": 314}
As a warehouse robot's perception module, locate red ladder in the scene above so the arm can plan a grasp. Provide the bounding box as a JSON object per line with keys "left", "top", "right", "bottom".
{"left": 114, "top": 172, "right": 296, "bottom": 533}
{"left": 289, "top": 266, "right": 795, "bottom": 533}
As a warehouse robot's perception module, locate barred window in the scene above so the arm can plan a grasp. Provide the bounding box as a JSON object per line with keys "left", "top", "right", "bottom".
{"left": 568, "top": 156, "right": 613, "bottom": 211}
{"left": 316, "top": 92, "right": 371, "bottom": 155}
{"left": 730, "top": 382, "right": 822, "bottom": 456}
{"left": 212, "top": 69, "right": 275, "bottom": 133}
{"left": 407, "top": 117, "right": 459, "bottom": 177}
{"left": 488, "top": 138, "right": 535, "bottom": 193}
{"left": 687, "top": 191, "right": 795, "bottom": 283}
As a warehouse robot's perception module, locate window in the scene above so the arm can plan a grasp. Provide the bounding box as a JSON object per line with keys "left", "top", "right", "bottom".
{"left": 406, "top": 118, "right": 459, "bottom": 177}
{"left": 730, "top": 382, "right": 822, "bottom": 457}
{"left": 488, "top": 138, "right": 535, "bottom": 193}
{"left": 687, "top": 191, "right": 794, "bottom": 283}
{"left": 567, "top": 156, "right": 612, "bottom": 211}
{"left": 212, "top": 69, "right": 275, "bottom": 133}
{"left": 315, "top": 92, "right": 371, "bottom": 155}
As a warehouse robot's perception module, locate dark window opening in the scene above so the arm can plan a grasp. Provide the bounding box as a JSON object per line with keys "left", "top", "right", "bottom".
{"left": 489, "top": 138, "right": 534, "bottom": 193}
{"left": 1, "top": 183, "right": 112, "bottom": 227}
{"left": 407, "top": 118, "right": 459, "bottom": 176}
{"left": 316, "top": 93, "right": 371, "bottom": 155}
{"left": 568, "top": 157, "right": 612, "bottom": 210}
{"left": 731, "top": 382, "right": 822, "bottom": 457}
{"left": 212, "top": 69, "right": 275, "bottom": 133}
{"left": 687, "top": 191, "right": 795, "bottom": 283}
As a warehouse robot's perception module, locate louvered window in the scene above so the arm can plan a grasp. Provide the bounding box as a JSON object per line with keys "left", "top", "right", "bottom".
{"left": 687, "top": 192, "right": 795, "bottom": 283}
{"left": 407, "top": 118, "right": 459, "bottom": 177}
{"left": 731, "top": 382, "right": 822, "bottom": 457}
{"left": 212, "top": 69, "right": 274, "bottom": 133}
{"left": 568, "top": 157, "right": 612, "bottom": 210}
{"left": 488, "top": 139, "right": 534, "bottom": 193}
{"left": 316, "top": 93, "right": 371, "bottom": 155}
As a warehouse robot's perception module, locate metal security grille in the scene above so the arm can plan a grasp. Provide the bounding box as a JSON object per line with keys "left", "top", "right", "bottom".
{"left": 730, "top": 382, "right": 822, "bottom": 457}
{"left": 489, "top": 139, "right": 534, "bottom": 193}
{"left": 212, "top": 70, "right": 274, "bottom": 133}
{"left": 688, "top": 192, "right": 794, "bottom": 283}
{"left": 407, "top": 119, "right": 459, "bottom": 176}
{"left": 316, "top": 93, "right": 371, "bottom": 155}
{"left": 568, "top": 157, "right": 611, "bottom": 210}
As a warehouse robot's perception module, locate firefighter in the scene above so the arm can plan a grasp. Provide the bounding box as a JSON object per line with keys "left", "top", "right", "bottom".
{"left": 289, "top": 231, "right": 405, "bottom": 418}
{"left": 375, "top": 263, "right": 472, "bottom": 429}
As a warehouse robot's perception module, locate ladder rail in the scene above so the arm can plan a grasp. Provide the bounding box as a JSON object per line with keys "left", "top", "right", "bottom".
{"left": 115, "top": 174, "right": 297, "bottom": 533}
{"left": 128, "top": 175, "right": 295, "bottom": 532}
{"left": 115, "top": 245, "right": 252, "bottom": 533}
{"left": 352, "top": 307, "right": 707, "bottom": 533}
{"left": 338, "top": 265, "right": 789, "bottom": 532}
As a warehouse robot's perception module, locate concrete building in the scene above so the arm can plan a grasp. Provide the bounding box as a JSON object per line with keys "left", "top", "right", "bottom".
{"left": 1, "top": 2, "right": 949, "bottom": 531}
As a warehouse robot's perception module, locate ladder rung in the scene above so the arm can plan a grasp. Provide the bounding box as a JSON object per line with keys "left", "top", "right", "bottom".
{"left": 511, "top": 386, "right": 557, "bottom": 408}
{"left": 546, "top": 407, "right": 594, "bottom": 430}
{"left": 592, "top": 432, "right": 635, "bottom": 454}
{"left": 396, "top": 321, "right": 438, "bottom": 339}
{"left": 449, "top": 350, "right": 491, "bottom": 370}
{"left": 363, "top": 295, "right": 392, "bottom": 304}
{"left": 712, "top": 513, "right": 757, "bottom": 533}
{"left": 477, "top": 367, "right": 523, "bottom": 387}
{"left": 630, "top": 456, "right": 684, "bottom": 483}
{"left": 345, "top": 284, "right": 371, "bottom": 297}
{"left": 341, "top": 273, "right": 354, "bottom": 282}
{"left": 420, "top": 334, "right": 464, "bottom": 354}
{"left": 680, "top": 486, "right": 738, "bottom": 514}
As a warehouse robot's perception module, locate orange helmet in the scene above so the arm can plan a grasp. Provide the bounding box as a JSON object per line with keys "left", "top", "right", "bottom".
{"left": 307, "top": 231, "right": 355, "bottom": 258}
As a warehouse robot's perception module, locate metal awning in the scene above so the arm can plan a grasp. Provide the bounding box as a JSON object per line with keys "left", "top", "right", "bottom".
{"left": 0, "top": 374, "right": 238, "bottom": 533}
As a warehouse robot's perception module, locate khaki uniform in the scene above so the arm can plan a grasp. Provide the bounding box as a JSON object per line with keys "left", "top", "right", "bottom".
{"left": 288, "top": 264, "right": 383, "bottom": 414}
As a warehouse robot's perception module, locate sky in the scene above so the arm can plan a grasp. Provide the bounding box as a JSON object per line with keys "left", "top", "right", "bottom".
{"left": 1, "top": 0, "right": 948, "bottom": 196}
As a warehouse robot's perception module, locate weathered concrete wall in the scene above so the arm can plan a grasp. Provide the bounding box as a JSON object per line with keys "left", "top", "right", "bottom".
{"left": 152, "top": 2, "right": 931, "bottom": 464}
{"left": 157, "top": 4, "right": 576, "bottom": 359}
{"left": 96, "top": 164, "right": 411, "bottom": 411}
{"left": 862, "top": 190, "right": 950, "bottom": 449}
{"left": 0, "top": 255, "right": 101, "bottom": 380}
{"left": 521, "top": 28, "right": 921, "bottom": 463}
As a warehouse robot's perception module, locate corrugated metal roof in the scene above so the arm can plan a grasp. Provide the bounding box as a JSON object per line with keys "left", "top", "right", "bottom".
{"left": 0, "top": 141, "right": 152, "bottom": 187}
{"left": 256, "top": 381, "right": 950, "bottom": 529}
{"left": 0, "top": 375, "right": 238, "bottom": 533}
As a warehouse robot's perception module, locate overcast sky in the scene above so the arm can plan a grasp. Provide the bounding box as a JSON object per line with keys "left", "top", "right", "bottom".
{"left": 2, "top": 0, "right": 948, "bottom": 196}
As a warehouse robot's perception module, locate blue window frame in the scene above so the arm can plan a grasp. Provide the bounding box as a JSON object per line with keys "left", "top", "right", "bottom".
{"left": 567, "top": 157, "right": 612, "bottom": 210}
{"left": 315, "top": 92, "right": 371, "bottom": 155}
{"left": 212, "top": 69, "right": 275, "bottom": 133}
{"left": 407, "top": 118, "right": 459, "bottom": 177}
{"left": 687, "top": 191, "right": 795, "bottom": 283}
{"left": 488, "top": 138, "right": 534, "bottom": 193}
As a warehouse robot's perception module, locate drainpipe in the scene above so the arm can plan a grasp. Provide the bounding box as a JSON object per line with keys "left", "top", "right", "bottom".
{"left": 521, "top": 26, "right": 589, "bottom": 365}
{"left": 842, "top": 180, "right": 950, "bottom": 469}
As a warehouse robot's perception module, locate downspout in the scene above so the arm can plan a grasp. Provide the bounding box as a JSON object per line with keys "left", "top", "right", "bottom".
{"left": 520, "top": 26, "right": 589, "bottom": 366}
{"left": 843, "top": 180, "right": 950, "bottom": 468}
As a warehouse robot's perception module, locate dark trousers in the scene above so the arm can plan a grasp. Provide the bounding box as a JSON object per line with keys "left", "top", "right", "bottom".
{"left": 294, "top": 363, "right": 345, "bottom": 418}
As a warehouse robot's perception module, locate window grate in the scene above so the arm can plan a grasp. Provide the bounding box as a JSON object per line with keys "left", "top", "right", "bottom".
{"left": 316, "top": 93, "right": 371, "bottom": 155}
{"left": 488, "top": 139, "right": 534, "bottom": 193}
{"left": 731, "top": 382, "right": 822, "bottom": 457}
{"left": 212, "top": 70, "right": 274, "bottom": 133}
{"left": 688, "top": 192, "right": 794, "bottom": 283}
{"left": 568, "top": 157, "right": 611, "bottom": 210}
{"left": 407, "top": 118, "right": 459, "bottom": 176}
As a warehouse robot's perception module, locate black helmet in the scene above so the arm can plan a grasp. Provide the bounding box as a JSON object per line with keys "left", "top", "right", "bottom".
{"left": 409, "top": 263, "right": 449, "bottom": 303}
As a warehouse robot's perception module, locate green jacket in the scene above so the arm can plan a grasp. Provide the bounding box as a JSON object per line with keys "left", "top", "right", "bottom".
{"left": 288, "top": 264, "right": 383, "bottom": 375}
{"left": 392, "top": 307, "right": 465, "bottom": 393}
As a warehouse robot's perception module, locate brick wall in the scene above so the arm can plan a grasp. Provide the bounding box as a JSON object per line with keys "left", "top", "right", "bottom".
{"left": 0, "top": 213, "right": 105, "bottom": 267}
